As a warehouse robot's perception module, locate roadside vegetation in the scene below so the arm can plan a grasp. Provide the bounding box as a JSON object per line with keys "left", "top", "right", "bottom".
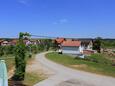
{"left": 0, "top": 35, "right": 54, "bottom": 85}
{"left": 23, "top": 72, "right": 44, "bottom": 86}
{"left": 46, "top": 52, "right": 115, "bottom": 77}
{"left": 23, "top": 54, "right": 45, "bottom": 86}
{"left": 0, "top": 55, "right": 15, "bottom": 71}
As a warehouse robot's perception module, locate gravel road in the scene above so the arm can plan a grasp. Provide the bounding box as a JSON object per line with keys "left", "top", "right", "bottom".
{"left": 34, "top": 52, "right": 115, "bottom": 86}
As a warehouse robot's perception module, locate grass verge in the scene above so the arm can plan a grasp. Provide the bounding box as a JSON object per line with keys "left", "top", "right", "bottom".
{"left": 0, "top": 54, "right": 45, "bottom": 86}
{"left": 23, "top": 72, "right": 44, "bottom": 86}
{"left": 46, "top": 52, "right": 115, "bottom": 77}
{"left": 0, "top": 55, "right": 15, "bottom": 71}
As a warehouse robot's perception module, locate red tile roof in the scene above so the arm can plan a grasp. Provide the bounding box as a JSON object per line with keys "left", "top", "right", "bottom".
{"left": 11, "top": 40, "right": 17, "bottom": 43}
{"left": 61, "top": 40, "right": 81, "bottom": 47}
{"left": 55, "top": 38, "right": 65, "bottom": 44}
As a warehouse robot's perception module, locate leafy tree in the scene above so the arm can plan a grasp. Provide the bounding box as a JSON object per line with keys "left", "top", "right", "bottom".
{"left": 52, "top": 40, "right": 59, "bottom": 50}
{"left": 93, "top": 37, "right": 101, "bottom": 53}
{"left": 0, "top": 46, "right": 4, "bottom": 56}
{"left": 31, "top": 45, "right": 38, "bottom": 54}
{"left": 13, "top": 32, "right": 30, "bottom": 81}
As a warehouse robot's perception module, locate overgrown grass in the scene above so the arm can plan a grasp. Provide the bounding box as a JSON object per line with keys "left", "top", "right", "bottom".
{"left": 0, "top": 54, "right": 45, "bottom": 86}
{"left": 23, "top": 54, "right": 45, "bottom": 86}
{"left": 0, "top": 55, "right": 15, "bottom": 71}
{"left": 46, "top": 52, "right": 115, "bottom": 77}
{"left": 23, "top": 72, "right": 44, "bottom": 86}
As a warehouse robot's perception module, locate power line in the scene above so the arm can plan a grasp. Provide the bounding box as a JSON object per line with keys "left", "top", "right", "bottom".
{"left": 30, "top": 34, "right": 57, "bottom": 39}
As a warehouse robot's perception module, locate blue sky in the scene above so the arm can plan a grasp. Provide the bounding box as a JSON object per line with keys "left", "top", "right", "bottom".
{"left": 0, "top": 0, "right": 115, "bottom": 38}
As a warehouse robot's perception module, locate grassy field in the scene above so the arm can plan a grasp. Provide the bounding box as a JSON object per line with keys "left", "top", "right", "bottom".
{"left": 0, "top": 54, "right": 45, "bottom": 86}
{"left": 23, "top": 72, "right": 44, "bottom": 86}
{"left": 46, "top": 52, "right": 115, "bottom": 77}
{"left": 0, "top": 55, "right": 15, "bottom": 71}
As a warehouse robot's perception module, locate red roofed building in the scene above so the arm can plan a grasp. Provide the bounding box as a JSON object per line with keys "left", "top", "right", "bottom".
{"left": 61, "top": 40, "right": 81, "bottom": 47}
{"left": 60, "top": 40, "right": 83, "bottom": 56}
{"left": 0, "top": 40, "right": 4, "bottom": 46}
{"left": 55, "top": 38, "right": 65, "bottom": 44}
{"left": 10, "top": 40, "right": 18, "bottom": 45}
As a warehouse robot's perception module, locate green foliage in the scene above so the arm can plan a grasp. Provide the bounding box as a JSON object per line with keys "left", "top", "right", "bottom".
{"left": 0, "top": 46, "right": 4, "bottom": 56}
{"left": 41, "top": 39, "right": 53, "bottom": 51}
{"left": 13, "top": 41, "right": 26, "bottom": 80}
{"left": 37, "top": 44, "right": 45, "bottom": 51}
{"left": 93, "top": 38, "right": 101, "bottom": 53}
{"left": 13, "top": 32, "right": 29, "bottom": 81}
{"left": 101, "top": 40, "right": 115, "bottom": 48}
{"left": 30, "top": 45, "right": 38, "bottom": 54}
{"left": 86, "top": 54, "right": 113, "bottom": 65}
{"left": 0, "top": 45, "right": 15, "bottom": 56}
{"left": 23, "top": 72, "right": 44, "bottom": 86}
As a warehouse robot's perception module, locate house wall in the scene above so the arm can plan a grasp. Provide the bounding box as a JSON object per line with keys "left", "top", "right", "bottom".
{"left": 62, "top": 46, "right": 81, "bottom": 54}
{"left": 87, "top": 42, "right": 93, "bottom": 50}
{"left": 80, "top": 42, "right": 93, "bottom": 51}
{"left": 79, "top": 46, "right": 84, "bottom": 53}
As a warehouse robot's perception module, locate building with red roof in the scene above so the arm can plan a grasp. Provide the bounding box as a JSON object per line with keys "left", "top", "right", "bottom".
{"left": 60, "top": 40, "right": 83, "bottom": 55}
{"left": 61, "top": 40, "right": 81, "bottom": 47}
{"left": 0, "top": 40, "right": 4, "bottom": 46}
{"left": 55, "top": 38, "right": 65, "bottom": 44}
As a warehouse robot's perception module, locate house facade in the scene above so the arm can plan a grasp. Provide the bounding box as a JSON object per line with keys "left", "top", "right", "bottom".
{"left": 56, "top": 38, "right": 95, "bottom": 58}
{"left": 61, "top": 40, "right": 82, "bottom": 55}
{"left": 81, "top": 40, "right": 93, "bottom": 50}
{"left": 1, "top": 41, "right": 9, "bottom": 46}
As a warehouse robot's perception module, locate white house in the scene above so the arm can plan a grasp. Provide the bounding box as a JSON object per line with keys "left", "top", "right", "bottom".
{"left": 61, "top": 40, "right": 82, "bottom": 55}
{"left": 1, "top": 41, "right": 9, "bottom": 46}
{"left": 59, "top": 39, "right": 95, "bottom": 58}
{"left": 81, "top": 40, "right": 93, "bottom": 50}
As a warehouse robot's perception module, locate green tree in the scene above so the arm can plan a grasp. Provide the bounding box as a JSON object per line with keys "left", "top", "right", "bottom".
{"left": 0, "top": 46, "right": 4, "bottom": 56}
{"left": 13, "top": 32, "right": 30, "bottom": 81}
{"left": 93, "top": 37, "right": 101, "bottom": 53}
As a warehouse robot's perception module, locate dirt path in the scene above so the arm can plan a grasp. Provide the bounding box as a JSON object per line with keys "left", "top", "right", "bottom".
{"left": 8, "top": 67, "right": 14, "bottom": 79}
{"left": 34, "top": 52, "right": 115, "bottom": 86}
{"left": 26, "top": 54, "right": 54, "bottom": 79}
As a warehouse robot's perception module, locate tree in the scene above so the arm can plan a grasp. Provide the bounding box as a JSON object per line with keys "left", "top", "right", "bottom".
{"left": 93, "top": 37, "right": 102, "bottom": 53}
{"left": 52, "top": 40, "right": 59, "bottom": 50}
{"left": 13, "top": 32, "right": 30, "bottom": 81}
{"left": 0, "top": 46, "right": 4, "bottom": 56}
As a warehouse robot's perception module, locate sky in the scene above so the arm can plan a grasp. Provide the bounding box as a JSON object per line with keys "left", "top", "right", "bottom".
{"left": 0, "top": 0, "right": 115, "bottom": 38}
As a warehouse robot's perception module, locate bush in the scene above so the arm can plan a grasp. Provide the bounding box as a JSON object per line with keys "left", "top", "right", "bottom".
{"left": 0, "top": 45, "right": 15, "bottom": 56}
{"left": 0, "top": 46, "right": 4, "bottom": 56}
{"left": 13, "top": 42, "right": 26, "bottom": 81}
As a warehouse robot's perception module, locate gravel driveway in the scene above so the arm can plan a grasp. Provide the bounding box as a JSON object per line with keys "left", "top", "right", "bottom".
{"left": 34, "top": 52, "right": 115, "bottom": 86}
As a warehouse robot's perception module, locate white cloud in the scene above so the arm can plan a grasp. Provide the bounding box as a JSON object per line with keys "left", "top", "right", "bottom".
{"left": 18, "top": 0, "right": 29, "bottom": 6}
{"left": 59, "top": 19, "right": 68, "bottom": 23}
{"left": 53, "top": 19, "right": 68, "bottom": 25}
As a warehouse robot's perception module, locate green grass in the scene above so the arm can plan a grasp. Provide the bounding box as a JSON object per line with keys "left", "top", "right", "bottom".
{"left": 46, "top": 52, "right": 115, "bottom": 77}
{"left": 0, "top": 55, "right": 15, "bottom": 71}
{"left": 0, "top": 54, "right": 45, "bottom": 86}
{"left": 23, "top": 72, "right": 44, "bottom": 86}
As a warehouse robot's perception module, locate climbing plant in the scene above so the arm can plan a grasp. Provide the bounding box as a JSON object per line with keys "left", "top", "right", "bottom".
{"left": 13, "top": 32, "right": 30, "bottom": 81}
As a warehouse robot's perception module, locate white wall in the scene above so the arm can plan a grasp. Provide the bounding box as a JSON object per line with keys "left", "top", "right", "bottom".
{"left": 62, "top": 46, "right": 81, "bottom": 54}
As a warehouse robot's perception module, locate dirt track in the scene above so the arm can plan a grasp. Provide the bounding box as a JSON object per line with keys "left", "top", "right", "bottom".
{"left": 33, "top": 52, "right": 115, "bottom": 86}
